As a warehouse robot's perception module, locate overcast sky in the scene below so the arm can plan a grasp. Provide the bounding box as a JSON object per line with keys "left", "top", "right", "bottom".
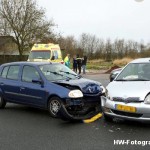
{"left": 37, "top": 0, "right": 150, "bottom": 43}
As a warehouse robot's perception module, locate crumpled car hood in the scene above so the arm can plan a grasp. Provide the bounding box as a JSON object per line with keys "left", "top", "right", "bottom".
{"left": 53, "top": 78, "right": 102, "bottom": 94}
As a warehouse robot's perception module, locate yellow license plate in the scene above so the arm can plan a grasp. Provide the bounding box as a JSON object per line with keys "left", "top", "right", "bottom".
{"left": 116, "top": 104, "right": 136, "bottom": 113}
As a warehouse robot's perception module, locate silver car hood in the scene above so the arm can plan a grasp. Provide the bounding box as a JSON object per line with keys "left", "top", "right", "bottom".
{"left": 107, "top": 81, "right": 150, "bottom": 101}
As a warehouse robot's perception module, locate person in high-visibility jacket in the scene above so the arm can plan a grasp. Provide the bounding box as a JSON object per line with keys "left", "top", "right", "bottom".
{"left": 64, "top": 54, "right": 70, "bottom": 68}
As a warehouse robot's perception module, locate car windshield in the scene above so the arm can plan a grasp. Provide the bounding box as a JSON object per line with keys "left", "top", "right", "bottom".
{"left": 39, "top": 64, "right": 78, "bottom": 81}
{"left": 28, "top": 51, "right": 51, "bottom": 59}
{"left": 116, "top": 63, "right": 150, "bottom": 81}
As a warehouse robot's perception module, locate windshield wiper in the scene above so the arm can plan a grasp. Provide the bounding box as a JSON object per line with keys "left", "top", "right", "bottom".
{"left": 129, "top": 78, "right": 150, "bottom": 81}
{"left": 59, "top": 70, "right": 82, "bottom": 79}
{"left": 60, "top": 71, "right": 77, "bottom": 76}
{"left": 47, "top": 71, "right": 63, "bottom": 77}
{"left": 60, "top": 71, "right": 78, "bottom": 80}
{"left": 115, "top": 79, "right": 128, "bottom": 81}
{"left": 116, "top": 78, "right": 150, "bottom": 81}
{"left": 46, "top": 71, "right": 72, "bottom": 81}
{"left": 50, "top": 71, "right": 73, "bottom": 80}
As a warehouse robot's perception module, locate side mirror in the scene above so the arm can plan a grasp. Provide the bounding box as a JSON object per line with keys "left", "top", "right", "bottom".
{"left": 32, "top": 78, "right": 44, "bottom": 86}
{"left": 110, "top": 73, "right": 118, "bottom": 82}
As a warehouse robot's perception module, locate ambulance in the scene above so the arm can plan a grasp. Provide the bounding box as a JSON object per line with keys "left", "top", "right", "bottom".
{"left": 27, "top": 43, "right": 64, "bottom": 63}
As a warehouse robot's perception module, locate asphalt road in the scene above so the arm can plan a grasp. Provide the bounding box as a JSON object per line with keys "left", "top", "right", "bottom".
{"left": 0, "top": 73, "right": 150, "bottom": 150}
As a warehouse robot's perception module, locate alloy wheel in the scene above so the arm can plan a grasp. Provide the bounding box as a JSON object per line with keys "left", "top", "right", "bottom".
{"left": 50, "top": 100, "right": 61, "bottom": 116}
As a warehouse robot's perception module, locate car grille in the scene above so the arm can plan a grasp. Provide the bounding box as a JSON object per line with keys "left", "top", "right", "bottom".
{"left": 111, "top": 110, "right": 143, "bottom": 118}
{"left": 112, "top": 97, "right": 142, "bottom": 103}
{"left": 83, "top": 95, "right": 100, "bottom": 102}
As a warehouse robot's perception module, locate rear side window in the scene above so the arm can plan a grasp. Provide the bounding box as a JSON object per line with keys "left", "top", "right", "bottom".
{"left": 7, "top": 66, "right": 20, "bottom": 80}
{"left": 1, "top": 66, "right": 9, "bottom": 78}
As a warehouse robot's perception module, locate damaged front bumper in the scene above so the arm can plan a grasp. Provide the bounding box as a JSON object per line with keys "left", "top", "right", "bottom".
{"left": 57, "top": 95, "right": 102, "bottom": 121}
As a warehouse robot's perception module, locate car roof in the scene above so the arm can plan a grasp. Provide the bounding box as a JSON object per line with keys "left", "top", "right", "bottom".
{"left": 131, "top": 58, "right": 150, "bottom": 63}
{"left": 0, "top": 61, "right": 57, "bottom": 67}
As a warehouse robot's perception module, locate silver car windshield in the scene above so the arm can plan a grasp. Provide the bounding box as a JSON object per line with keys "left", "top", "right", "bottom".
{"left": 39, "top": 64, "right": 78, "bottom": 81}
{"left": 116, "top": 63, "right": 150, "bottom": 81}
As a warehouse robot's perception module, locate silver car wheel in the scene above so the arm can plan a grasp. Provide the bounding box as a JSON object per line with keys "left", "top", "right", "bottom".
{"left": 50, "top": 99, "right": 61, "bottom": 116}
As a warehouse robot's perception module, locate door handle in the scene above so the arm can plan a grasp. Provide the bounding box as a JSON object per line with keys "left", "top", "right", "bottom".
{"left": 20, "top": 87, "right": 25, "bottom": 90}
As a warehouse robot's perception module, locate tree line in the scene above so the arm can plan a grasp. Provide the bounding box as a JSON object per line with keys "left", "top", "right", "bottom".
{"left": 0, "top": 0, "right": 150, "bottom": 60}
{"left": 57, "top": 33, "right": 150, "bottom": 60}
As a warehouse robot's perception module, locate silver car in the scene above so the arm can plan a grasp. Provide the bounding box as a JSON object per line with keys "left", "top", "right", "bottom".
{"left": 102, "top": 58, "right": 150, "bottom": 122}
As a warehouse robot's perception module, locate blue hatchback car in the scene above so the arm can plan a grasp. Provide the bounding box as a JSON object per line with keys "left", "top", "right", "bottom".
{"left": 0, "top": 62, "right": 105, "bottom": 120}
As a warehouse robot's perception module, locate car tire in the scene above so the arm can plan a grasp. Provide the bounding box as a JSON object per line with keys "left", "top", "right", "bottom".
{"left": 0, "top": 96, "right": 6, "bottom": 109}
{"left": 48, "top": 97, "right": 62, "bottom": 118}
{"left": 103, "top": 114, "right": 113, "bottom": 122}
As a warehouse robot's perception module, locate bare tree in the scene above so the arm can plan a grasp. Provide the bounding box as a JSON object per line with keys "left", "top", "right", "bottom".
{"left": 64, "top": 36, "right": 77, "bottom": 57}
{"left": 79, "top": 33, "right": 99, "bottom": 59}
{"left": 114, "top": 39, "right": 125, "bottom": 59}
{"left": 0, "top": 0, "right": 55, "bottom": 59}
{"left": 94, "top": 39, "right": 105, "bottom": 59}
{"left": 105, "top": 38, "right": 112, "bottom": 61}
{"left": 79, "top": 33, "right": 89, "bottom": 54}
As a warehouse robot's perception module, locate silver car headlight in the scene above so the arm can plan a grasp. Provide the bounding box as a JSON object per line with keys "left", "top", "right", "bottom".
{"left": 105, "top": 89, "right": 113, "bottom": 100}
{"left": 100, "top": 85, "right": 106, "bottom": 94}
{"left": 144, "top": 95, "right": 150, "bottom": 104}
{"left": 68, "top": 90, "right": 83, "bottom": 98}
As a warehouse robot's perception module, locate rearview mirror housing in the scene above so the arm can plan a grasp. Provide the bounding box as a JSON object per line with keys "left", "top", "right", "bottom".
{"left": 32, "top": 78, "right": 44, "bottom": 85}
{"left": 110, "top": 73, "right": 118, "bottom": 82}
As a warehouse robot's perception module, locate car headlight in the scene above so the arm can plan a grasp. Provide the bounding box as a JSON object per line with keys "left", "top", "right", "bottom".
{"left": 100, "top": 85, "right": 106, "bottom": 94}
{"left": 105, "top": 89, "right": 109, "bottom": 98}
{"left": 68, "top": 90, "right": 83, "bottom": 98}
{"left": 144, "top": 94, "right": 150, "bottom": 104}
{"left": 105, "top": 89, "right": 113, "bottom": 100}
